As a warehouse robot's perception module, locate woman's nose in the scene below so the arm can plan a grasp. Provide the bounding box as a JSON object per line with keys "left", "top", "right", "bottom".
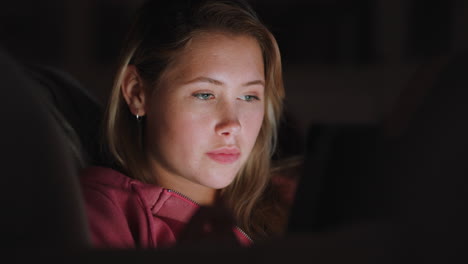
{"left": 215, "top": 104, "right": 241, "bottom": 137}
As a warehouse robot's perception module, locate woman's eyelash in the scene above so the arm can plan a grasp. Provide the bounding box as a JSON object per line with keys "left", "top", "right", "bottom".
{"left": 193, "top": 93, "right": 215, "bottom": 100}
{"left": 239, "top": 95, "right": 260, "bottom": 102}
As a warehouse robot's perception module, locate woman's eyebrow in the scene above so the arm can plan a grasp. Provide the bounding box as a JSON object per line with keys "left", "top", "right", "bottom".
{"left": 243, "top": 80, "right": 265, "bottom": 87}
{"left": 184, "top": 77, "right": 224, "bottom": 86}
{"left": 183, "top": 77, "right": 265, "bottom": 87}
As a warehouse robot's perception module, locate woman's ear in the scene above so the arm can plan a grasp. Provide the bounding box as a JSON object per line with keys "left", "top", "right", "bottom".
{"left": 121, "top": 65, "right": 146, "bottom": 117}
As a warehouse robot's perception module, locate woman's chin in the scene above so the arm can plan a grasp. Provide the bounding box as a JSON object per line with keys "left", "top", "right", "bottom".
{"left": 201, "top": 174, "right": 237, "bottom": 190}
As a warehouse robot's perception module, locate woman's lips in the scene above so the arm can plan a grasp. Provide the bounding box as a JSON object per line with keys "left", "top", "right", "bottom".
{"left": 206, "top": 148, "right": 240, "bottom": 164}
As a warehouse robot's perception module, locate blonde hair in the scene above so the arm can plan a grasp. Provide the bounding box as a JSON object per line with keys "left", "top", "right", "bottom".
{"left": 104, "top": 0, "right": 285, "bottom": 240}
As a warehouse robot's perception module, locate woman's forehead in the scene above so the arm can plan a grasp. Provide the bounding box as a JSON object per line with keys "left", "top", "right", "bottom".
{"left": 159, "top": 32, "right": 265, "bottom": 85}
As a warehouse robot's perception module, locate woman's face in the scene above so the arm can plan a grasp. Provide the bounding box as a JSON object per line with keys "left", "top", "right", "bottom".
{"left": 144, "top": 32, "right": 265, "bottom": 203}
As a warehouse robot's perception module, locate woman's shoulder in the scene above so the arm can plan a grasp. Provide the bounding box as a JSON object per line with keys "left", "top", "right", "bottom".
{"left": 80, "top": 166, "right": 133, "bottom": 189}
{"left": 79, "top": 166, "right": 164, "bottom": 207}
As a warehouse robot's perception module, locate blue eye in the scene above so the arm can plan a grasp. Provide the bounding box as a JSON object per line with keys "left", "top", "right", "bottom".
{"left": 239, "top": 95, "right": 260, "bottom": 102}
{"left": 193, "top": 93, "right": 215, "bottom": 100}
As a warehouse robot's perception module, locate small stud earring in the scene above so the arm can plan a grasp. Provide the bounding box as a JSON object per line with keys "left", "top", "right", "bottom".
{"left": 136, "top": 114, "right": 142, "bottom": 121}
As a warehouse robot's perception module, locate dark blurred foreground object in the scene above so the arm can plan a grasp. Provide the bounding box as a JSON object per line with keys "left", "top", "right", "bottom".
{"left": 287, "top": 123, "right": 385, "bottom": 233}
{"left": 287, "top": 51, "right": 468, "bottom": 263}
{"left": 24, "top": 63, "right": 103, "bottom": 167}
{"left": 0, "top": 48, "right": 92, "bottom": 249}
{"left": 382, "top": 52, "right": 468, "bottom": 263}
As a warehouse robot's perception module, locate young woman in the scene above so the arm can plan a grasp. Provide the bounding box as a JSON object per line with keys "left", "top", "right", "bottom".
{"left": 80, "top": 0, "right": 286, "bottom": 249}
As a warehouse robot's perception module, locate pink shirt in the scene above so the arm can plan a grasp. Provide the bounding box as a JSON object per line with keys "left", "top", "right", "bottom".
{"left": 79, "top": 166, "right": 252, "bottom": 249}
